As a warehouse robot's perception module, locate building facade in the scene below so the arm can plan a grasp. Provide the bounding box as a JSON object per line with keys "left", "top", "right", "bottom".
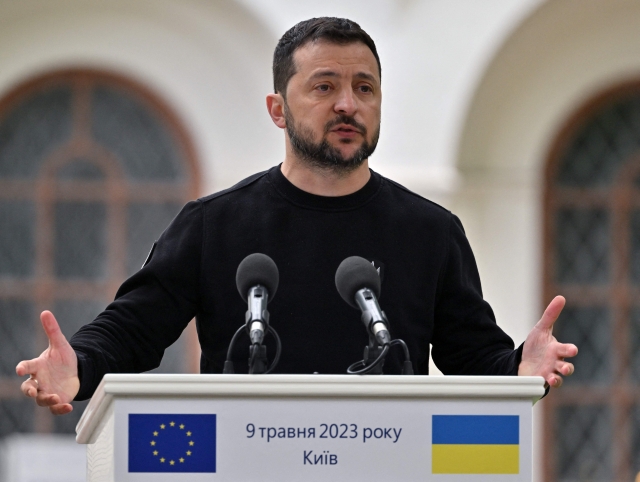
{"left": 0, "top": 1, "right": 639, "bottom": 480}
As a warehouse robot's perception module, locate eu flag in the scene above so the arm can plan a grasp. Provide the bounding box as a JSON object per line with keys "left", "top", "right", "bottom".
{"left": 128, "top": 414, "right": 216, "bottom": 473}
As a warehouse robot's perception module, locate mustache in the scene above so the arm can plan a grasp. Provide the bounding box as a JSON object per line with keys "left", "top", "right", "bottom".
{"left": 324, "top": 115, "right": 368, "bottom": 135}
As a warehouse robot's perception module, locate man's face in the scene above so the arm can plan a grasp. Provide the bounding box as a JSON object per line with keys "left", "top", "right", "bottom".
{"left": 283, "top": 40, "right": 381, "bottom": 175}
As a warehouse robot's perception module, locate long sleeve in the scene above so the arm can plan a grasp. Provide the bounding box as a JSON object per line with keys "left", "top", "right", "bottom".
{"left": 431, "top": 214, "right": 522, "bottom": 376}
{"left": 70, "top": 200, "right": 204, "bottom": 400}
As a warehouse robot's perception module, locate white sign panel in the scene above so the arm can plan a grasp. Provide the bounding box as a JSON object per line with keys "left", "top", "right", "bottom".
{"left": 112, "top": 398, "right": 531, "bottom": 482}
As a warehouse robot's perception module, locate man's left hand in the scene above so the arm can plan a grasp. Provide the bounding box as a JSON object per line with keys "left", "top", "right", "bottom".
{"left": 518, "top": 295, "right": 578, "bottom": 387}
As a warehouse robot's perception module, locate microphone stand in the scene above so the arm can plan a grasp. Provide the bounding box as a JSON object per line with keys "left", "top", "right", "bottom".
{"left": 223, "top": 303, "right": 282, "bottom": 375}
{"left": 247, "top": 310, "right": 270, "bottom": 374}
{"left": 362, "top": 336, "right": 385, "bottom": 374}
{"left": 248, "top": 345, "right": 268, "bottom": 374}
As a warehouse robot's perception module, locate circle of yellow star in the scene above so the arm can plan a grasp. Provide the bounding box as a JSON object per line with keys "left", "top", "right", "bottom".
{"left": 153, "top": 431, "right": 158, "bottom": 436}
{"left": 170, "top": 460, "right": 175, "bottom": 465}
{"left": 179, "top": 458, "right": 185, "bottom": 463}
{"left": 150, "top": 440, "right": 156, "bottom": 446}
{"left": 186, "top": 431, "right": 192, "bottom": 436}
{"left": 153, "top": 450, "right": 158, "bottom": 456}
{"left": 180, "top": 424, "right": 185, "bottom": 429}
{"left": 160, "top": 424, "right": 165, "bottom": 429}
{"left": 170, "top": 422, "right": 175, "bottom": 427}
{"left": 186, "top": 451, "right": 192, "bottom": 456}
{"left": 160, "top": 458, "right": 165, "bottom": 463}
{"left": 189, "top": 441, "right": 194, "bottom": 446}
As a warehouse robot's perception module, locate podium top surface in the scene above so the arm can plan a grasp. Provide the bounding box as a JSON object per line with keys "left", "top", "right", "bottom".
{"left": 76, "top": 374, "right": 545, "bottom": 443}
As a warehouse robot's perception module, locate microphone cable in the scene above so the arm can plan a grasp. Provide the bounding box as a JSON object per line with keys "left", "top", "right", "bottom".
{"left": 223, "top": 323, "right": 282, "bottom": 374}
{"left": 346, "top": 339, "right": 413, "bottom": 375}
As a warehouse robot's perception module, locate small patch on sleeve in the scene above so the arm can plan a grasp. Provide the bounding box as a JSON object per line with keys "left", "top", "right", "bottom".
{"left": 141, "top": 242, "right": 157, "bottom": 268}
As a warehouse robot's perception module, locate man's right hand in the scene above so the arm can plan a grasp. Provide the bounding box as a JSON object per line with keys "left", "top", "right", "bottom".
{"left": 16, "top": 310, "right": 80, "bottom": 415}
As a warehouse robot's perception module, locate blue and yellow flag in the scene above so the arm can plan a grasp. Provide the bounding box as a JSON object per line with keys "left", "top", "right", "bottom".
{"left": 432, "top": 415, "right": 519, "bottom": 474}
{"left": 128, "top": 414, "right": 216, "bottom": 473}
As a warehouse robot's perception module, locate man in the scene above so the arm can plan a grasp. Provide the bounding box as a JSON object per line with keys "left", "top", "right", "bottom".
{"left": 17, "top": 17, "right": 577, "bottom": 415}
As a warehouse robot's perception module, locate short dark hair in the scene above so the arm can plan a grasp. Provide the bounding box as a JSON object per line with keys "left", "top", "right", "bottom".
{"left": 273, "top": 17, "right": 381, "bottom": 97}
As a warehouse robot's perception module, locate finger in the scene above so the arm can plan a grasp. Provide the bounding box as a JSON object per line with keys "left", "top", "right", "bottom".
{"left": 16, "top": 358, "right": 39, "bottom": 377}
{"left": 536, "top": 295, "right": 566, "bottom": 331}
{"left": 21, "top": 378, "right": 38, "bottom": 398}
{"left": 556, "top": 361, "right": 574, "bottom": 377}
{"left": 50, "top": 403, "right": 73, "bottom": 416}
{"left": 40, "top": 311, "right": 68, "bottom": 350}
{"left": 547, "top": 374, "right": 563, "bottom": 388}
{"left": 35, "top": 392, "right": 61, "bottom": 407}
{"left": 556, "top": 343, "right": 578, "bottom": 358}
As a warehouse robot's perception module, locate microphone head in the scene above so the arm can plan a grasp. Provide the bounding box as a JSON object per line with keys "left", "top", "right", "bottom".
{"left": 335, "top": 256, "right": 381, "bottom": 308}
{"left": 236, "top": 253, "right": 279, "bottom": 300}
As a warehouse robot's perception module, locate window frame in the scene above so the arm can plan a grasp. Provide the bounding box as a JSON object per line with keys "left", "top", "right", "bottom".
{"left": 0, "top": 69, "right": 201, "bottom": 434}
{"left": 544, "top": 80, "right": 640, "bottom": 481}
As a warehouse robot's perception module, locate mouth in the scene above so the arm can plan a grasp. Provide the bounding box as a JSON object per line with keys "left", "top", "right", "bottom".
{"left": 331, "top": 125, "right": 362, "bottom": 136}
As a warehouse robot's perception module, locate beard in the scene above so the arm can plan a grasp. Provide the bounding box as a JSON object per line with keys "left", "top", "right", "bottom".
{"left": 284, "top": 106, "right": 380, "bottom": 177}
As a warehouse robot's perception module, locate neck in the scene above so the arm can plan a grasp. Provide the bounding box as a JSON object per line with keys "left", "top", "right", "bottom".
{"left": 280, "top": 148, "right": 371, "bottom": 197}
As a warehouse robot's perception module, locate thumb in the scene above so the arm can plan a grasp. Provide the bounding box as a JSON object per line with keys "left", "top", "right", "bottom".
{"left": 536, "top": 295, "right": 566, "bottom": 331}
{"left": 40, "top": 311, "right": 68, "bottom": 349}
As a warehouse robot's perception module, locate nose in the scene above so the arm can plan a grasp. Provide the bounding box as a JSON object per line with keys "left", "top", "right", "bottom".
{"left": 334, "top": 88, "right": 357, "bottom": 116}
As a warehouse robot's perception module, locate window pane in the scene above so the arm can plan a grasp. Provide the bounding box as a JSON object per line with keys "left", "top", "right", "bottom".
{"left": 557, "top": 95, "right": 640, "bottom": 187}
{"left": 0, "top": 400, "right": 34, "bottom": 437}
{"left": 556, "top": 405, "right": 612, "bottom": 481}
{"left": 629, "top": 308, "right": 640, "bottom": 382}
{"left": 52, "top": 299, "right": 107, "bottom": 340}
{"left": 632, "top": 405, "right": 640, "bottom": 475}
{"left": 0, "top": 87, "right": 73, "bottom": 178}
{"left": 553, "top": 306, "right": 611, "bottom": 385}
{"left": 0, "top": 299, "right": 34, "bottom": 377}
{"left": 53, "top": 399, "right": 89, "bottom": 435}
{"left": 56, "top": 159, "right": 105, "bottom": 180}
{"left": 556, "top": 208, "right": 610, "bottom": 284}
{"left": 91, "top": 86, "right": 184, "bottom": 182}
{"left": 0, "top": 201, "right": 35, "bottom": 277}
{"left": 54, "top": 201, "right": 107, "bottom": 279}
{"left": 629, "top": 210, "right": 640, "bottom": 284}
{"left": 126, "top": 202, "right": 182, "bottom": 275}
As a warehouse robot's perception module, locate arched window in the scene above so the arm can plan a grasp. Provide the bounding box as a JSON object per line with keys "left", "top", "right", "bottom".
{"left": 545, "top": 83, "right": 640, "bottom": 481}
{"left": 0, "top": 70, "right": 199, "bottom": 436}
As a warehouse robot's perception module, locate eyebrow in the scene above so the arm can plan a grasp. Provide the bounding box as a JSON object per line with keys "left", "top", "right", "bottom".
{"left": 308, "top": 70, "right": 378, "bottom": 83}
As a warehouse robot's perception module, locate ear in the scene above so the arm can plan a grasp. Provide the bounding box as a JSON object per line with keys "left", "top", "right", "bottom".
{"left": 266, "top": 93, "right": 287, "bottom": 129}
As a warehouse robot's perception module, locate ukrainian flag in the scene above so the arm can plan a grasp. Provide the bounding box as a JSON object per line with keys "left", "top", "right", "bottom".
{"left": 432, "top": 415, "right": 519, "bottom": 474}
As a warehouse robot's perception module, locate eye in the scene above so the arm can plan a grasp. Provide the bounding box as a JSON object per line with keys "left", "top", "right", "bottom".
{"left": 357, "top": 85, "right": 373, "bottom": 94}
{"left": 315, "top": 84, "right": 331, "bottom": 92}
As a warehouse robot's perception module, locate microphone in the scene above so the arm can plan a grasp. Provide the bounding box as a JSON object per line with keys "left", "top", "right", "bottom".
{"left": 335, "top": 256, "right": 391, "bottom": 346}
{"left": 236, "top": 253, "right": 279, "bottom": 345}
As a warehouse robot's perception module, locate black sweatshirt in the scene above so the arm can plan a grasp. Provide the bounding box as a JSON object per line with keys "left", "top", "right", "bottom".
{"left": 70, "top": 166, "right": 521, "bottom": 400}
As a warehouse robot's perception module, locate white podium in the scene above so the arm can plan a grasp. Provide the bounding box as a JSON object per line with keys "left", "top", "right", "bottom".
{"left": 76, "top": 374, "right": 544, "bottom": 482}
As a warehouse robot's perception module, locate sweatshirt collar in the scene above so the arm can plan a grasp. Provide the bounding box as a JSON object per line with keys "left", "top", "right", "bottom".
{"left": 267, "top": 164, "right": 382, "bottom": 211}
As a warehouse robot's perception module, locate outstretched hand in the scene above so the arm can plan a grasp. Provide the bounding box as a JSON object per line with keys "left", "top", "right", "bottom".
{"left": 518, "top": 296, "right": 578, "bottom": 388}
{"left": 16, "top": 311, "right": 80, "bottom": 415}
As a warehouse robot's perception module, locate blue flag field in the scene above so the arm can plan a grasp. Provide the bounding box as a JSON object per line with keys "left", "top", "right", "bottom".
{"left": 128, "top": 414, "right": 216, "bottom": 473}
